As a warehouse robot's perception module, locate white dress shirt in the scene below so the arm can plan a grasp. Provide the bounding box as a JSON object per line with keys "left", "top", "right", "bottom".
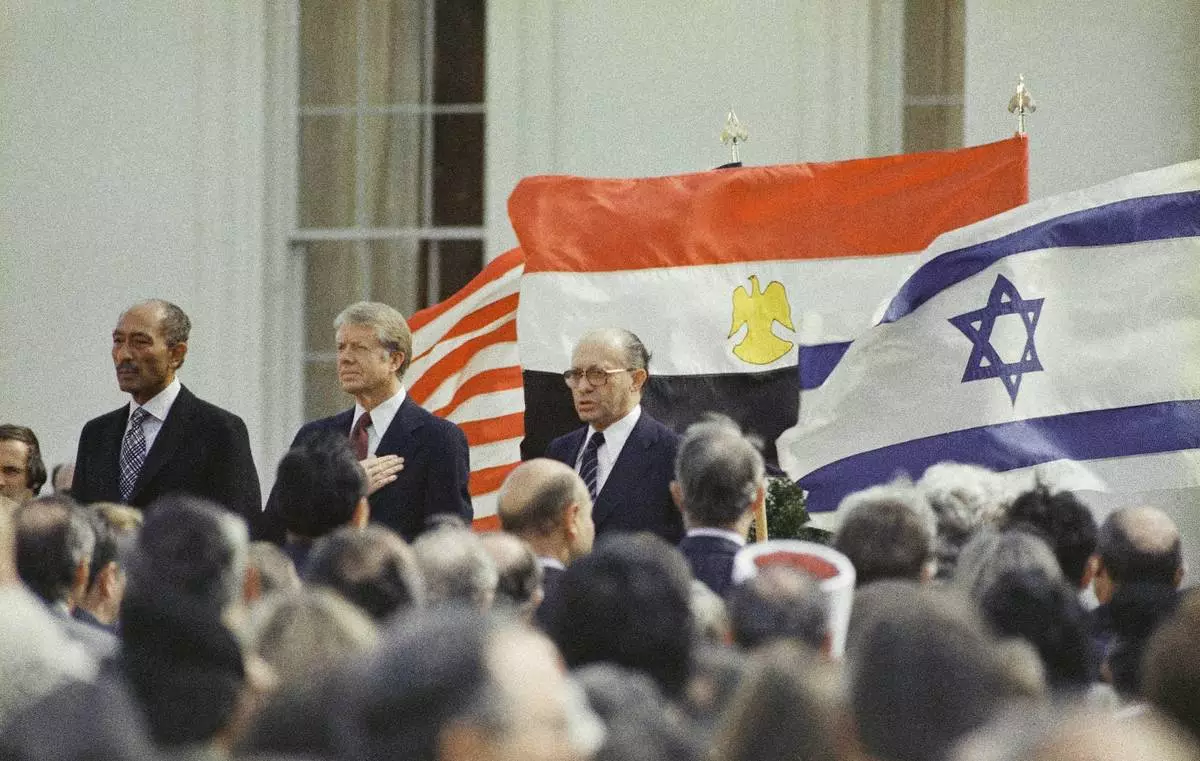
{"left": 352, "top": 386, "right": 406, "bottom": 457}
{"left": 574, "top": 405, "right": 641, "bottom": 496}
{"left": 684, "top": 526, "right": 747, "bottom": 546}
{"left": 123, "top": 377, "right": 182, "bottom": 452}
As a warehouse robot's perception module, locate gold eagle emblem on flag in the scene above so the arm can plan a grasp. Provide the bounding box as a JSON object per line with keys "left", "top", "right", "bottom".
{"left": 729, "top": 275, "right": 795, "bottom": 365}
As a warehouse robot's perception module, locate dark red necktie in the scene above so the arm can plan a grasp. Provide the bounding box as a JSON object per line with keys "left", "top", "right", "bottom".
{"left": 351, "top": 412, "right": 372, "bottom": 460}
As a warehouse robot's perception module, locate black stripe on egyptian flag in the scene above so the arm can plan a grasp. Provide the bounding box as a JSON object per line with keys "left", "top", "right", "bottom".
{"left": 520, "top": 368, "right": 798, "bottom": 467}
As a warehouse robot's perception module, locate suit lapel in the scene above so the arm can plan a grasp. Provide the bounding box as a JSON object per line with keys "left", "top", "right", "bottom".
{"left": 592, "top": 414, "right": 659, "bottom": 528}
{"left": 377, "top": 395, "right": 424, "bottom": 453}
{"left": 133, "top": 386, "right": 195, "bottom": 501}
{"left": 98, "top": 406, "right": 131, "bottom": 497}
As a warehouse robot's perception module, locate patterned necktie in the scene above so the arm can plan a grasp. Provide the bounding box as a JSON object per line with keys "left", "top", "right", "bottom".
{"left": 580, "top": 431, "right": 605, "bottom": 502}
{"left": 351, "top": 411, "right": 373, "bottom": 460}
{"left": 119, "top": 407, "right": 151, "bottom": 502}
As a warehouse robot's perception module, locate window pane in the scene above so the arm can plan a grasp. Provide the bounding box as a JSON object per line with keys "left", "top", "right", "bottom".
{"left": 434, "top": 0, "right": 485, "bottom": 104}
{"left": 904, "top": 104, "right": 964, "bottom": 153}
{"left": 305, "top": 241, "right": 366, "bottom": 352}
{"left": 300, "top": 0, "right": 358, "bottom": 106}
{"left": 362, "top": 115, "right": 428, "bottom": 227}
{"left": 305, "top": 360, "right": 353, "bottom": 422}
{"left": 365, "top": 0, "right": 428, "bottom": 105}
{"left": 432, "top": 114, "right": 484, "bottom": 226}
{"left": 433, "top": 239, "right": 483, "bottom": 302}
{"left": 300, "top": 115, "right": 357, "bottom": 228}
{"left": 369, "top": 238, "right": 423, "bottom": 318}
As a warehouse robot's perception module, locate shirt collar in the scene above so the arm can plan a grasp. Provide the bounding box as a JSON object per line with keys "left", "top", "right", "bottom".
{"left": 587, "top": 404, "right": 641, "bottom": 452}
{"left": 686, "top": 527, "right": 748, "bottom": 546}
{"left": 130, "top": 377, "right": 182, "bottom": 422}
{"left": 354, "top": 385, "right": 406, "bottom": 433}
{"left": 538, "top": 556, "right": 566, "bottom": 571}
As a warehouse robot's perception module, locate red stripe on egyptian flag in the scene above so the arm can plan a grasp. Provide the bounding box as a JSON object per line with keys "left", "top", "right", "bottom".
{"left": 509, "top": 136, "right": 1028, "bottom": 273}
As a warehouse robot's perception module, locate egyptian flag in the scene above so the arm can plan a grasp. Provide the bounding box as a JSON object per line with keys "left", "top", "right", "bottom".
{"left": 509, "top": 137, "right": 1028, "bottom": 464}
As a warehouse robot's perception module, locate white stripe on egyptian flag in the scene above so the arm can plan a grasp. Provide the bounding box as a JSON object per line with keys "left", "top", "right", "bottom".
{"left": 407, "top": 248, "right": 525, "bottom": 530}
{"left": 509, "top": 137, "right": 1029, "bottom": 463}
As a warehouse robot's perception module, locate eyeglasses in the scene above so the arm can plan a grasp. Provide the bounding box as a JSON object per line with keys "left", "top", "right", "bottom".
{"left": 562, "top": 367, "right": 635, "bottom": 388}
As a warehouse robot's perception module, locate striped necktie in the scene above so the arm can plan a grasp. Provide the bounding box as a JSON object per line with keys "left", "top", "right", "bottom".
{"left": 580, "top": 431, "right": 605, "bottom": 502}
{"left": 119, "top": 407, "right": 151, "bottom": 502}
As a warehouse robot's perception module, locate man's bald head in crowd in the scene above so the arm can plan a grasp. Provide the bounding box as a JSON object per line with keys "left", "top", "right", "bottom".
{"left": 497, "top": 459, "right": 594, "bottom": 563}
{"left": 1091, "top": 505, "right": 1184, "bottom": 604}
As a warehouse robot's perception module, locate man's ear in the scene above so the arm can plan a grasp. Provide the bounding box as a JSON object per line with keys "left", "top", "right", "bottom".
{"left": 563, "top": 502, "right": 581, "bottom": 541}
{"left": 389, "top": 350, "right": 407, "bottom": 375}
{"left": 439, "top": 722, "right": 490, "bottom": 761}
{"left": 630, "top": 367, "right": 648, "bottom": 393}
{"left": 169, "top": 341, "right": 188, "bottom": 370}
{"left": 352, "top": 496, "right": 370, "bottom": 528}
{"left": 70, "top": 558, "right": 91, "bottom": 608}
{"left": 670, "top": 480, "right": 684, "bottom": 512}
{"left": 243, "top": 564, "right": 263, "bottom": 605}
{"left": 99, "top": 561, "right": 120, "bottom": 597}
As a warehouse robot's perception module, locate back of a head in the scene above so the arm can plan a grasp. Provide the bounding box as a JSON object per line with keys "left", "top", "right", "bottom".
{"left": 305, "top": 525, "right": 425, "bottom": 621}
{"left": 249, "top": 588, "right": 378, "bottom": 686}
{"left": 274, "top": 431, "right": 366, "bottom": 539}
{"left": 978, "top": 569, "right": 1092, "bottom": 692}
{"left": 1142, "top": 592, "right": 1200, "bottom": 744}
{"left": 848, "top": 581, "right": 1022, "bottom": 761}
{"left": 1004, "top": 485, "right": 1097, "bottom": 587}
{"left": 412, "top": 526, "right": 498, "bottom": 609}
{"left": 248, "top": 541, "right": 302, "bottom": 597}
{"left": 919, "top": 462, "right": 1007, "bottom": 578}
{"left": 674, "top": 418, "right": 764, "bottom": 529}
{"left": 1097, "top": 505, "right": 1182, "bottom": 587}
{"left": 480, "top": 531, "right": 543, "bottom": 615}
{"left": 712, "top": 641, "right": 841, "bottom": 761}
{"left": 15, "top": 495, "right": 94, "bottom": 604}
{"left": 127, "top": 494, "right": 248, "bottom": 614}
{"left": 552, "top": 532, "right": 694, "bottom": 696}
{"left": 337, "top": 608, "right": 501, "bottom": 761}
{"left": 575, "top": 663, "right": 703, "bottom": 761}
{"left": 497, "top": 458, "right": 583, "bottom": 539}
{"left": 954, "top": 529, "right": 1062, "bottom": 602}
{"left": 727, "top": 564, "right": 828, "bottom": 652}
{"left": 833, "top": 483, "right": 935, "bottom": 586}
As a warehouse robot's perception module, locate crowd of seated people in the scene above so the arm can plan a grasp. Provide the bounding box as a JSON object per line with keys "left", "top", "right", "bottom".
{"left": 0, "top": 416, "right": 1197, "bottom": 761}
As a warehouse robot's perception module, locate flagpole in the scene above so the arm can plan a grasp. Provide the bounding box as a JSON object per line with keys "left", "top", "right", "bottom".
{"left": 1007, "top": 74, "right": 1036, "bottom": 135}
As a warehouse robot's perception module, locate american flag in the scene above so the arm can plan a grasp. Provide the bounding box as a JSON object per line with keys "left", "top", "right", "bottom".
{"left": 405, "top": 248, "right": 525, "bottom": 529}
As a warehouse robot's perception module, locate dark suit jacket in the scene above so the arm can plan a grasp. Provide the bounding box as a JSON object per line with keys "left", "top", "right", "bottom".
{"left": 534, "top": 562, "right": 565, "bottom": 632}
{"left": 268, "top": 395, "right": 472, "bottom": 543}
{"left": 679, "top": 533, "right": 742, "bottom": 597}
{"left": 545, "top": 410, "right": 683, "bottom": 544}
{"left": 72, "top": 386, "right": 262, "bottom": 528}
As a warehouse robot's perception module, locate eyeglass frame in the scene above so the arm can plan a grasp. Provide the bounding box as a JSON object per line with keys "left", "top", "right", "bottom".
{"left": 562, "top": 367, "right": 638, "bottom": 388}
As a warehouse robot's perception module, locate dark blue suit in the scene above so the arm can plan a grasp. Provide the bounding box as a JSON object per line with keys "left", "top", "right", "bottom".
{"left": 267, "top": 395, "right": 471, "bottom": 542}
{"left": 679, "top": 533, "right": 742, "bottom": 597}
{"left": 545, "top": 411, "right": 683, "bottom": 544}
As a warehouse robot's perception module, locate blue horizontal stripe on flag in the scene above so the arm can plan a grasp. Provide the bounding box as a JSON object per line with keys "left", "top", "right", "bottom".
{"left": 882, "top": 190, "right": 1200, "bottom": 324}
{"left": 798, "top": 342, "right": 852, "bottom": 390}
{"left": 799, "top": 399, "right": 1200, "bottom": 512}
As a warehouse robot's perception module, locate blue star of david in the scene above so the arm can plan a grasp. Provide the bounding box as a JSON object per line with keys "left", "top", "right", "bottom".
{"left": 948, "top": 274, "right": 1044, "bottom": 404}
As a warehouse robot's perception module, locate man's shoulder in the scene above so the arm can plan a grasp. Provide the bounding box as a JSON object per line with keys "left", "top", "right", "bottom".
{"left": 633, "top": 410, "right": 679, "bottom": 444}
{"left": 177, "top": 386, "right": 246, "bottom": 426}
{"left": 546, "top": 426, "right": 586, "bottom": 459}
{"left": 80, "top": 404, "right": 128, "bottom": 433}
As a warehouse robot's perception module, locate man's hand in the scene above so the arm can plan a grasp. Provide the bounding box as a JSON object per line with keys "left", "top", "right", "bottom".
{"left": 361, "top": 454, "right": 404, "bottom": 495}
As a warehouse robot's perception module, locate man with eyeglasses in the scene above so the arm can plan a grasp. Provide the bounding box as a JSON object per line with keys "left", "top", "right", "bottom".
{"left": 545, "top": 328, "right": 683, "bottom": 543}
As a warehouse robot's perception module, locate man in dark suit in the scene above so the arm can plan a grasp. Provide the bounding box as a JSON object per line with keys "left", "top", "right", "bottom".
{"left": 496, "top": 458, "right": 594, "bottom": 628}
{"left": 72, "top": 300, "right": 262, "bottom": 528}
{"left": 672, "top": 417, "right": 765, "bottom": 596}
{"left": 268, "top": 301, "right": 471, "bottom": 542}
{"left": 545, "top": 328, "right": 683, "bottom": 543}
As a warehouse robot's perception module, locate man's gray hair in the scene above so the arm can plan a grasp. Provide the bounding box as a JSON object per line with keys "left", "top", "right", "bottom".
{"left": 578, "top": 327, "right": 651, "bottom": 371}
{"left": 674, "top": 416, "right": 764, "bottom": 528}
{"left": 954, "top": 529, "right": 1062, "bottom": 602}
{"left": 335, "top": 301, "right": 414, "bottom": 378}
{"left": 918, "top": 462, "right": 1009, "bottom": 579}
{"left": 412, "top": 526, "right": 499, "bottom": 609}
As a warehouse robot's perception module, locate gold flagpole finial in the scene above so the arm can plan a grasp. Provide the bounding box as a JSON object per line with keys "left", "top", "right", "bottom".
{"left": 720, "top": 109, "right": 749, "bottom": 164}
{"left": 1007, "top": 74, "right": 1037, "bottom": 135}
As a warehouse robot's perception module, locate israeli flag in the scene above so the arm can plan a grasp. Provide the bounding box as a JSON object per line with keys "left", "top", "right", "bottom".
{"left": 779, "top": 159, "right": 1200, "bottom": 514}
